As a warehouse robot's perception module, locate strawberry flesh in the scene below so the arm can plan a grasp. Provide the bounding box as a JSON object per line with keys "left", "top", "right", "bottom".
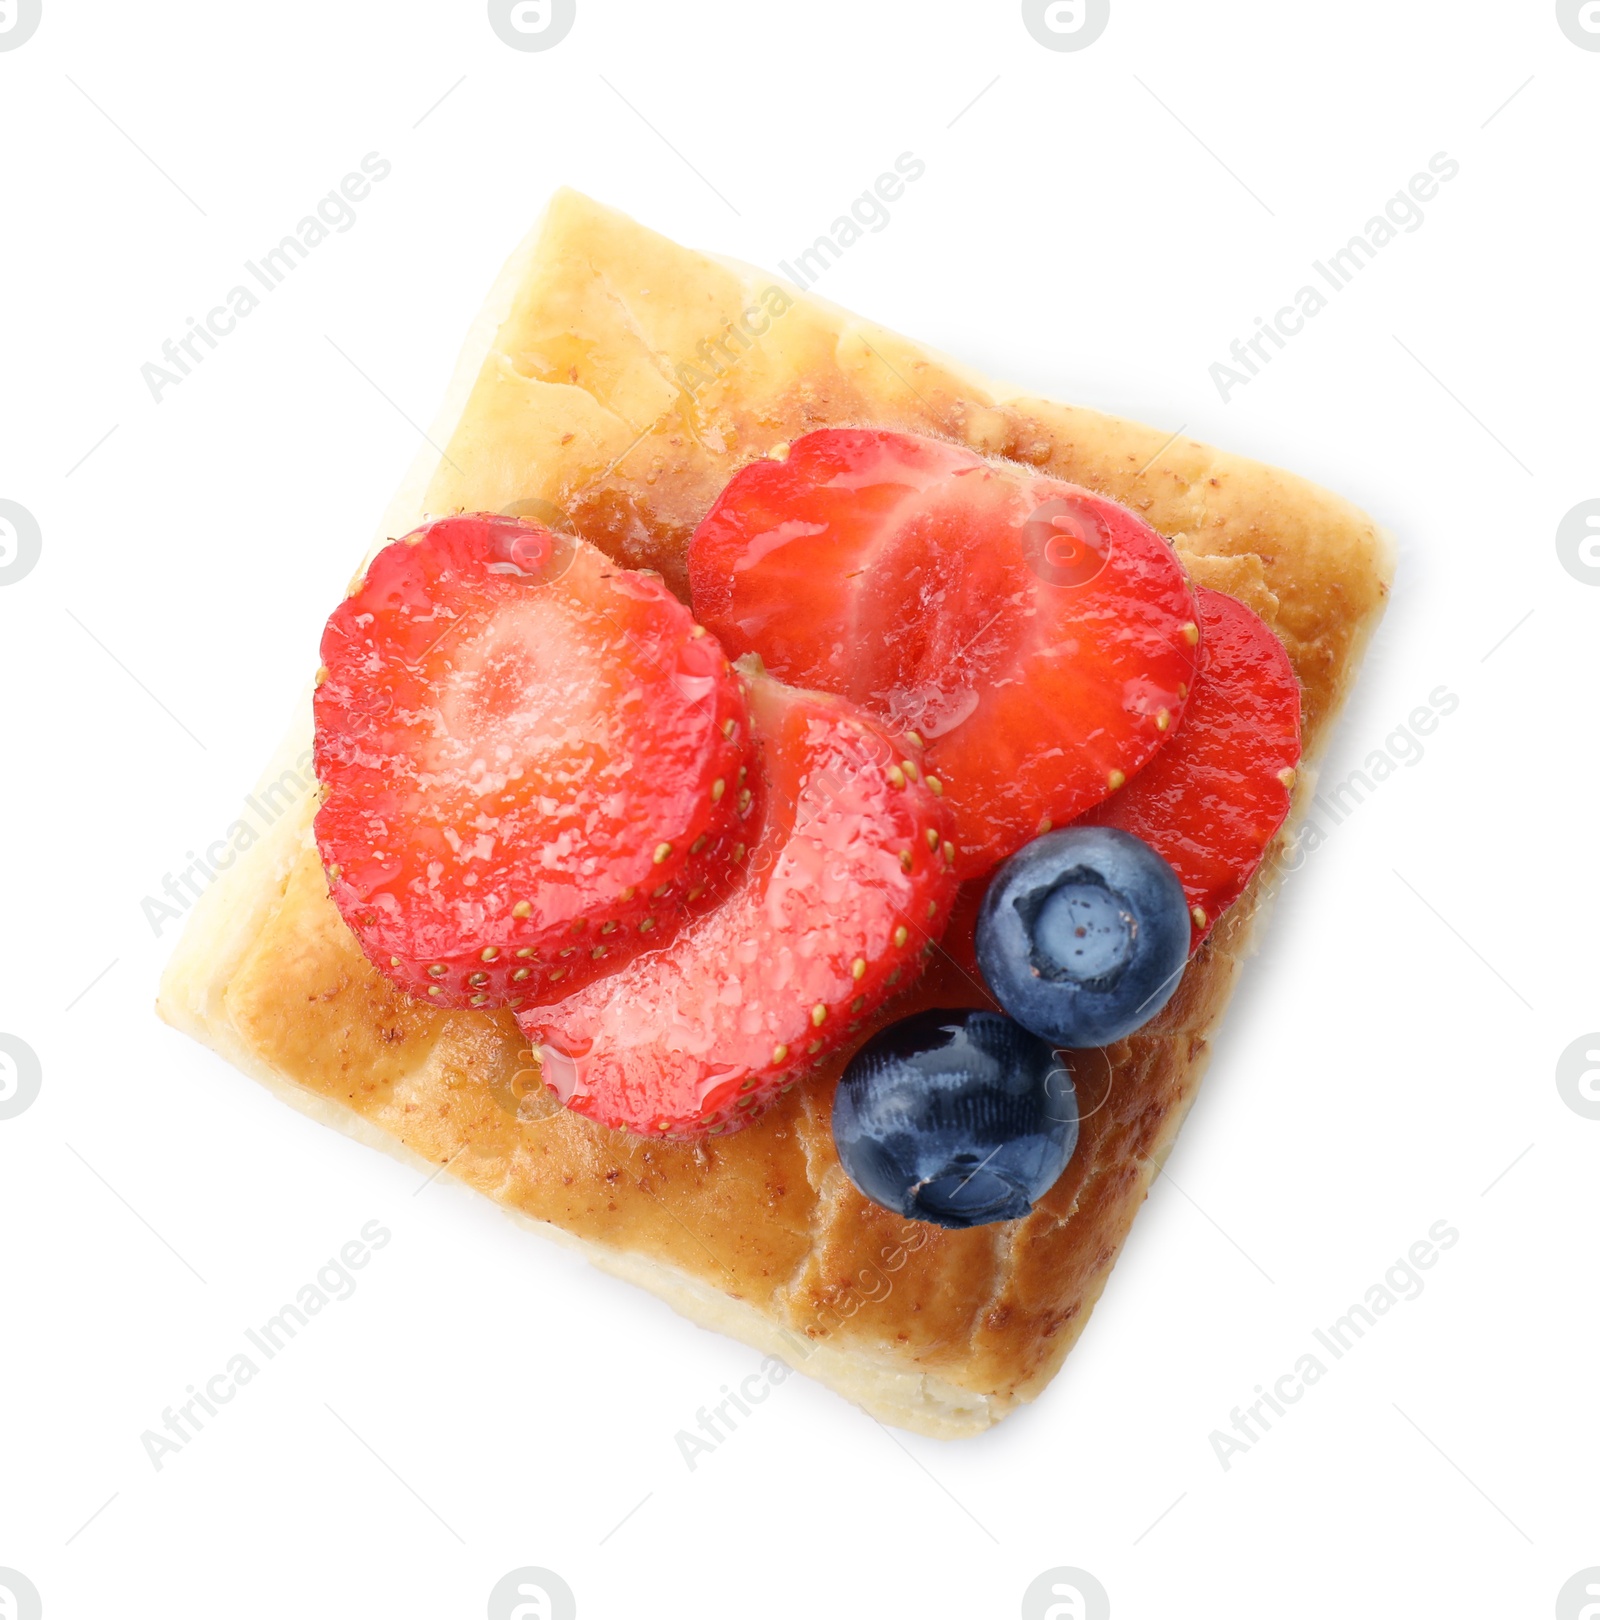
{"left": 687, "top": 428, "right": 1200, "bottom": 878}
{"left": 1080, "top": 586, "right": 1302, "bottom": 948}
{"left": 518, "top": 670, "right": 959, "bottom": 1137}
{"left": 314, "top": 514, "right": 754, "bottom": 1010}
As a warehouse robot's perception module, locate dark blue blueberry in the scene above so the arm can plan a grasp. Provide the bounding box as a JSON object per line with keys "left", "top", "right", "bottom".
{"left": 975, "top": 826, "right": 1189, "bottom": 1047}
{"left": 832, "top": 1008, "right": 1078, "bottom": 1229}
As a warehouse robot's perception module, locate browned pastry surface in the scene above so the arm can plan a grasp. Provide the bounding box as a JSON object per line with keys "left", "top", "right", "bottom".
{"left": 159, "top": 191, "right": 1393, "bottom": 1435}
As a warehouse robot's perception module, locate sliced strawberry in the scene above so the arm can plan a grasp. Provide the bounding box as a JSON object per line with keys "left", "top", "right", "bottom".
{"left": 518, "top": 670, "right": 959, "bottom": 1137}
{"left": 687, "top": 428, "right": 1200, "bottom": 879}
{"left": 314, "top": 514, "right": 754, "bottom": 1010}
{"left": 1080, "top": 586, "right": 1301, "bottom": 949}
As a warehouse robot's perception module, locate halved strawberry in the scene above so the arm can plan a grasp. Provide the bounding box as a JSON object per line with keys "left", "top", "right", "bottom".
{"left": 1080, "top": 586, "right": 1302, "bottom": 949}
{"left": 687, "top": 428, "right": 1200, "bottom": 878}
{"left": 518, "top": 670, "right": 959, "bottom": 1137}
{"left": 313, "top": 514, "right": 754, "bottom": 1010}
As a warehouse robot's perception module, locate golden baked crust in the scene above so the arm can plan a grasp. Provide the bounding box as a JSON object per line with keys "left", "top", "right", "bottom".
{"left": 158, "top": 190, "right": 1393, "bottom": 1437}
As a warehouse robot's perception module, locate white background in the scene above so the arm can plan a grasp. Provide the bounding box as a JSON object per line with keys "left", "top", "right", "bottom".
{"left": 1, "top": 2, "right": 1594, "bottom": 1616}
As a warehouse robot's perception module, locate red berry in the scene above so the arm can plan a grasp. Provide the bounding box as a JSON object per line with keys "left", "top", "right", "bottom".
{"left": 518, "top": 670, "right": 959, "bottom": 1137}
{"left": 688, "top": 428, "right": 1199, "bottom": 878}
{"left": 313, "top": 514, "right": 754, "bottom": 1010}
{"left": 1079, "top": 586, "right": 1302, "bottom": 948}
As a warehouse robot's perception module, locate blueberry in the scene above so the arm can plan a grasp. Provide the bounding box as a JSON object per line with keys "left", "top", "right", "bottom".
{"left": 832, "top": 1008, "right": 1078, "bottom": 1229}
{"left": 975, "top": 826, "right": 1189, "bottom": 1047}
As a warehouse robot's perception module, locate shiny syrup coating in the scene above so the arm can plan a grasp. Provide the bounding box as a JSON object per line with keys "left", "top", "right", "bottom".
{"left": 314, "top": 514, "right": 754, "bottom": 1009}
{"left": 687, "top": 428, "right": 1200, "bottom": 878}
{"left": 519, "top": 670, "right": 959, "bottom": 1137}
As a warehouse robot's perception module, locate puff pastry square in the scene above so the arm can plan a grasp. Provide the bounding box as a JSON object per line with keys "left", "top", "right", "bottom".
{"left": 158, "top": 190, "right": 1393, "bottom": 1437}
